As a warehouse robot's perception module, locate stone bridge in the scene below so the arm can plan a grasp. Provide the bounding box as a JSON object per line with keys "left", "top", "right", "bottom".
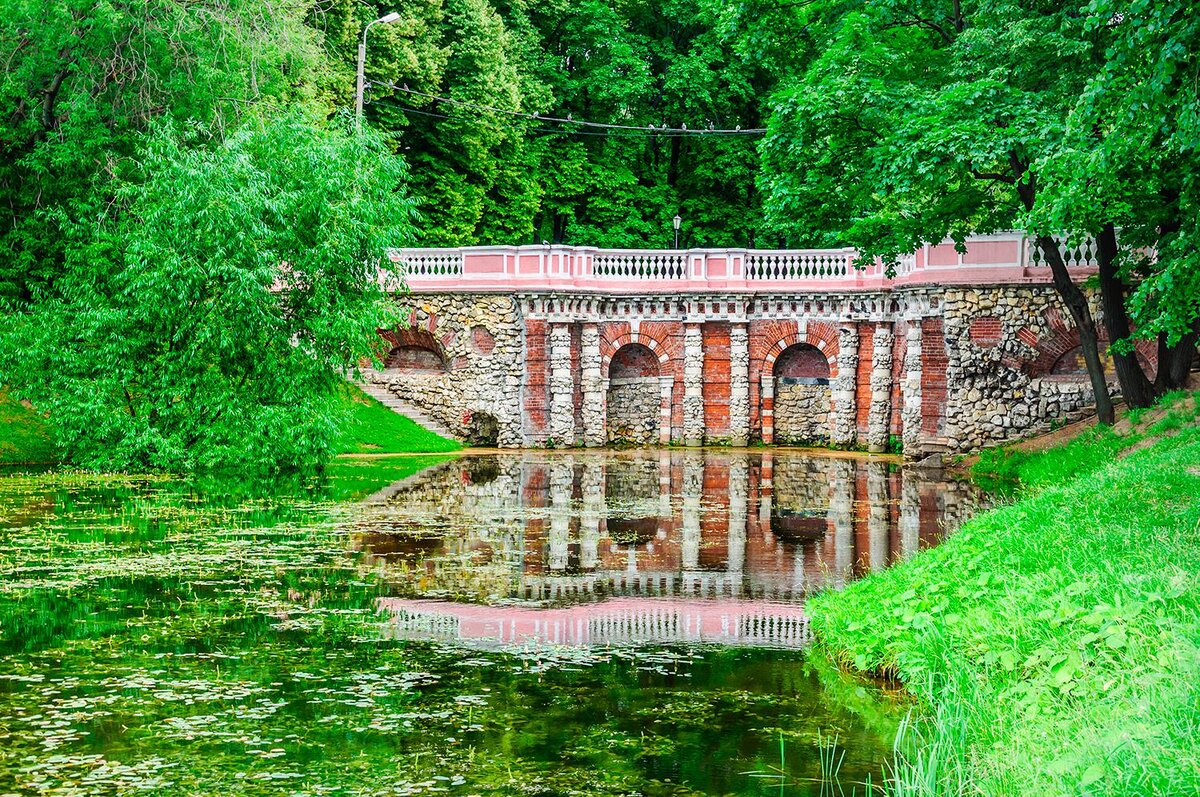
{"left": 369, "top": 234, "right": 1140, "bottom": 455}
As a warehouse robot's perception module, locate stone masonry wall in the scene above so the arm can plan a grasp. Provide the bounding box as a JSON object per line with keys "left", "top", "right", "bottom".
{"left": 372, "top": 294, "right": 525, "bottom": 447}
{"left": 606, "top": 378, "right": 661, "bottom": 444}
{"left": 773, "top": 382, "right": 832, "bottom": 443}
{"left": 937, "top": 285, "right": 1103, "bottom": 451}
{"left": 371, "top": 286, "right": 1140, "bottom": 454}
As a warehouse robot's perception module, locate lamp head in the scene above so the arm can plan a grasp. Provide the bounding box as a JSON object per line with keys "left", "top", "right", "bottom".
{"left": 672, "top": 215, "right": 682, "bottom": 230}
{"left": 379, "top": 12, "right": 401, "bottom": 23}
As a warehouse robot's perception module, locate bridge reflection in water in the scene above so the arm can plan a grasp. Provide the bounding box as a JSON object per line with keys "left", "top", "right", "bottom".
{"left": 358, "top": 451, "right": 980, "bottom": 649}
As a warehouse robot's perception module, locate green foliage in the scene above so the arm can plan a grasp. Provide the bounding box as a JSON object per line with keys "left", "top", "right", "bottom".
{"left": 350, "top": 0, "right": 772, "bottom": 248}
{"left": 1031, "top": 2, "right": 1200, "bottom": 345}
{"left": 754, "top": 1, "right": 1090, "bottom": 257}
{"left": 811, "top": 409, "right": 1200, "bottom": 795}
{"left": 0, "top": 0, "right": 330, "bottom": 305}
{"left": 0, "top": 116, "right": 415, "bottom": 474}
{"left": 335, "top": 384, "right": 460, "bottom": 454}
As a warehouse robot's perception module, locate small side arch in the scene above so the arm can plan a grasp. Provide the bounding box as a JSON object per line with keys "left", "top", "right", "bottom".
{"left": 379, "top": 327, "right": 449, "bottom": 373}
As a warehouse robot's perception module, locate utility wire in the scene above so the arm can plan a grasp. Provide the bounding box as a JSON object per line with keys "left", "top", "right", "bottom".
{"left": 379, "top": 99, "right": 757, "bottom": 139}
{"left": 366, "top": 78, "right": 768, "bottom": 135}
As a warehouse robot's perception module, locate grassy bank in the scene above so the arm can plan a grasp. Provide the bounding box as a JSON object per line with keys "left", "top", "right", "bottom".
{"left": 0, "top": 390, "right": 55, "bottom": 465}
{"left": 1, "top": 384, "right": 458, "bottom": 467}
{"left": 809, "top": 394, "right": 1200, "bottom": 795}
{"left": 334, "top": 383, "right": 460, "bottom": 454}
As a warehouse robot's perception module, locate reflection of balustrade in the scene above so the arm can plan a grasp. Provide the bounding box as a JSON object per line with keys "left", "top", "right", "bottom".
{"left": 381, "top": 597, "right": 813, "bottom": 648}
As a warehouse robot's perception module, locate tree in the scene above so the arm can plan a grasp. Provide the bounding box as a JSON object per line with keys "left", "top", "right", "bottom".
{"left": 0, "top": 115, "right": 415, "bottom": 474}
{"left": 753, "top": 1, "right": 1171, "bottom": 424}
{"left": 0, "top": 0, "right": 329, "bottom": 305}
{"left": 1033, "top": 1, "right": 1200, "bottom": 398}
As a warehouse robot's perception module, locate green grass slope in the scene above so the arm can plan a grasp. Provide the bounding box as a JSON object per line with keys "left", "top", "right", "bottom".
{"left": 0, "top": 390, "right": 56, "bottom": 465}
{"left": 810, "top": 394, "right": 1200, "bottom": 796}
{"left": 335, "top": 383, "right": 460, "bottom": 455}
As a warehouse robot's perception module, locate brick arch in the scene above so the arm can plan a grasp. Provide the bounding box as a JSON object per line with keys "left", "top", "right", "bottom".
{"left": 378, "top": 324, "right": 449, "bottom": 372}
{"left": 761, "top": 327, "right": 840, "bottom": 379}
{"left": 601, "top": 331, "right": 673, "bottom": 379}
{"left": 1021, "top": 326, "right": 1156, "bottom": 380}
{"left": 1022, "top": 325, "right": 1082, "bottom": 377}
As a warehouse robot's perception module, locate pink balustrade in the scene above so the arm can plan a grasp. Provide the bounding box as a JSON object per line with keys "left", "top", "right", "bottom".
{"left": 386, "top": 232, "right": 1099, "bottom": 294}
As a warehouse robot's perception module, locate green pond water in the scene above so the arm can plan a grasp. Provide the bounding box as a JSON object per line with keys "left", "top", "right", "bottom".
{"left": 0, "top": 450, "right": 981, "bottom": 796}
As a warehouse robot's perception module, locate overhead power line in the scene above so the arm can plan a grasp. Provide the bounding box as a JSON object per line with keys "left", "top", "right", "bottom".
{"left": 380, "top": 100, "right": 755, "bottom": 139}
{"left": 366, "top": 79, "right": 768, "bottom": 136}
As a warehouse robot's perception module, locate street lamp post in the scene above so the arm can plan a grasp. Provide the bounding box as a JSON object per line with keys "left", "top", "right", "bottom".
{"left": 356, "top": 12, "right": 401, "bottom": 129}
{"left": 673, "top": 214, "right": 682, "bottom": 249}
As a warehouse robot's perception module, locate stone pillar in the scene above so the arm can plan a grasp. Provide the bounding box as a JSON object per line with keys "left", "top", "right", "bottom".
{"left": 729, "top": 323, "right": 750, "bottom": 446}
{"left": 867, "top": 325, "right": 895, "bottom": 453}
{"left": 580, "top": 323, "right": 605, "bottom": 447}
{"left": 681, "top": 452, "right": 703, "bottom": 570}
{"left": 866, "top": 461, "right": 890, "bottom": 571}
{"left": 658, "top": 376, "right": 674, "bottom": 445}
{"left": 901, "top": 322, "right": 924, "bottom": 455}
{"left": 548, "top": 456, "right": 573, "bottom": 571}
{"left": 831, "top": 325, "right": 860, "bottom": 447}
{"left": 760, "top": 374, "right": 775, "bottom": 445}
{"left": 683, "top": 322, "right": 705, "bottom": 446}
{"left": 899, "top": 471, "right": 921, "bottom": 557}
{"left": 549, "top": 322, "right": 576, "bottom": 446}
{"left": 579, "top": 458, "right": 603, "bottom": 570}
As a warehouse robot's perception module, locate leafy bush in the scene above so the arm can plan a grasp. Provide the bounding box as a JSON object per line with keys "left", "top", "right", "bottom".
{"left": 0, "top": 115, "right": 414, "bottom": 474}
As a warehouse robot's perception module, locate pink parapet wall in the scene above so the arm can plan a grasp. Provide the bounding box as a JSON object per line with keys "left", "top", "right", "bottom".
{"left": 386, "top": 233, "right": 1100, "bottom": 295}
{"left": 379, "top": 597, "right": 812, "bottom": 648}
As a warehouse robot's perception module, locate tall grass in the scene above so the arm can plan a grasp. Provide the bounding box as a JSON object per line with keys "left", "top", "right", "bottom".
{"left": 811, "top": 393, "right": 1200, "bottom": 796}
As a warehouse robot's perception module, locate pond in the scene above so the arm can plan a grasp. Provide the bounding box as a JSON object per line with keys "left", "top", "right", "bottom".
{"left": 0, "top": 450, "right": 982, "bottom": 796}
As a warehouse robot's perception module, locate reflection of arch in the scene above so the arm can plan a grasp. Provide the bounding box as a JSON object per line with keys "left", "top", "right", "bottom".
{"left": 380, "top": 327, "right": 448, "bottom": 373}
{"left": 605, "top": 517, "right": 659, "bottom": 545}
{"left": 770, "top": 510, "right": 828, "bottom": 542}
{"left": 772, "top": 343, "right": 831, "bottom": 384}
{"left": 463, "top": 411, "right": 499, "bottom": 447}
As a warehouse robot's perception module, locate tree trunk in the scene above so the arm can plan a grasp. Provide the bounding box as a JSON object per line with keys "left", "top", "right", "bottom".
{"left": 1034, "top": 235, "right": 1115, "bottom": 425}
{"left": 1095, "top": 223, "right": 1155, "bottom": 407}
{"left": 1155, "top": 326, "right": 1199, "bottom": 392}
{"left": 1010, "top": 155, "right": 1114, "bottom": 424}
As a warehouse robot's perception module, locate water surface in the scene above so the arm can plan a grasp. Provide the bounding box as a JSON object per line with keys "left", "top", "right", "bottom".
{"left": 0, "top": 450, "right": 980, "bottom": 796}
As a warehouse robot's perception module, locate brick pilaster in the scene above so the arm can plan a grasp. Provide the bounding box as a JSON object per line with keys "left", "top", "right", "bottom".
{"left": 760, "top": 373, "right": 775, "bottom": 445}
